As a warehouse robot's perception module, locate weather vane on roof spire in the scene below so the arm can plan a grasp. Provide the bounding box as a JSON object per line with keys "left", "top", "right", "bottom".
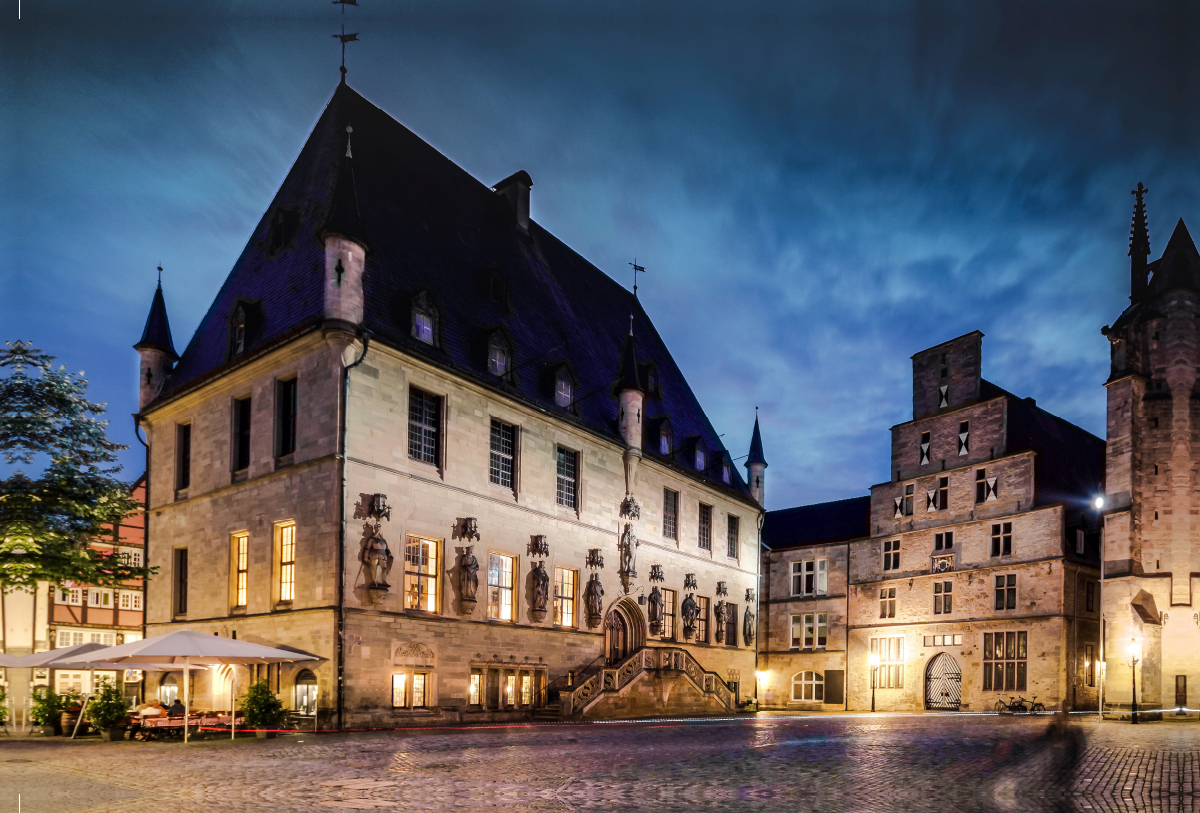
{"left": 629, "top": 259, "right": 646, "bottom": 297}
{"left": 157, "top": 265, "right": 163, "bottom": 284}
{"left": 332, "top": 0, "right": 360, "bottom": 83}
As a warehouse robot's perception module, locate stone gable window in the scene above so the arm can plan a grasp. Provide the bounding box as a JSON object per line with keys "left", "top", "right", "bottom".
{"left": 488, "top": 333, "right": 511, "bottom": 377}
{"left": 554, "top": 370, "right": 573, "bottom": 408}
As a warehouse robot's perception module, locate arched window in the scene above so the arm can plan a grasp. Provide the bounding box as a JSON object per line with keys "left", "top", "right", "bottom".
{"left": 555, "top": 370, "right": 573, "bottom": 408}
{"left": 792, "top": 671, "right": 824, "bottom": 702}
{"left": 488, "top": 333, "right": 510, "bottom": 377}
{"left": 660, "top": 425, "right": 672, "bottom": 456}
{"left": 159, "top": 673, "right": 178, "bottom": 706}
{"left": 294, "top": 669, "right": 318, "bottom": 717}
{"left": 412, "top": 292, "right": 437, "bottom": 345}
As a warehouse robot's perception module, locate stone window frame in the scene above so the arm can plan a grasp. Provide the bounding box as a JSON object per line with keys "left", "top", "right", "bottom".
{"left": 879, "top": 587, "right": 897, "bottom": 618}
{"left": 1084, "top": 644, "right": 1095, "bottom": 687}
{"left": 934, "top": 531, "right": 954, "bottom": 552}
{"left": 175, "top": 422, "right": 192, "bottom": 496}
{"left": 230, "top": 530, "right": 250, "bottom": 610}
{"left": 697, "top": 503, "right": 713, "bottom": 551}
{"left": 407, "top": 386, "right": 443, "bottom": 469}
{"left": 403, "top": 534, "right": 440, "bottom": 614}
{"left": 1085, "top": 581, "right": 1095, "bottom": 612}
{"left": 933, "top": 580, "right": 953, "bottom": 615}
{"left": 790, "top": 558, "right": 828, "bottom": 597}
{"left": 231, "top": 394, "right": 252, "bottom": 481}
{"left": 792, "top": 670, "right": 824, "bottom": 702}
{"left": 696, "top": 596, "right": 710, "bottom": 644}
{"left": 882, "top": 539, "right": 900, "bottom": 572}
{"left": 919, "top": 431, "right": 931, "bottom": 465}
{"left": 274, "top": 520, "right": 297, "bottom": 606}
{"left": 870, "top": 636, "right": 904, "bottom": 688}
{"left": 726, "top": 514, "right": 740, "bottom": 559}
{"left": 555, "top": 445, "right": 579, "bottom": 511}
{"left": 990, "top": 522, "right": 1013, "bottom": 557}
{"left": 958, "top": 420, "right": 970, "bottom": 456}
{"left": 661, "top": 588, "right": 677, "bottom": 640}
{"left": 982, "top": 630, "right": 1027, "bottom": 692}
{"left": 790, "top": 612, "right": 828, "bottom": 650}
{"left": 275, "top": 375, "right": 299, "bottom": 462}
{"left": 553, "top": 566, "right": 577, "bottom": 627}
{"left": 486, "top": 551, "right": 517, "bottom": 622}
{"left": 662, "top": 487, "right": 679, "bottom": 540}
{"left": 993, "top": 572, "right": 1017, "bottom": 611}
{"left": 488, "top": 418, "right": 518, "bottom": 493}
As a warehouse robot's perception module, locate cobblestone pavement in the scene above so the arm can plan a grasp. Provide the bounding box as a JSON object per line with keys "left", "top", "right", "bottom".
{"left": 3, "top": 714, "right": 1200, "bottom": 812}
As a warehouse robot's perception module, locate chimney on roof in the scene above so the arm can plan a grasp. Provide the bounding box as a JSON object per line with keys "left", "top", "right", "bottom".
{"left": 494, "top": 171, "right": 533, "bottom": 234}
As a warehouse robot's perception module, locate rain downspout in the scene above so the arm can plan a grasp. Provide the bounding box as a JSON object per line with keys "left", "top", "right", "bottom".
{"left": 337, "top": 330, "right": 370, "bottom": 731}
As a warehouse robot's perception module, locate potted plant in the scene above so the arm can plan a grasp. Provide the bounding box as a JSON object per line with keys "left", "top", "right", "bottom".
{"left": 241, "top": 679, "right": 285, "bottom": 738}
{"left": 30, "top": 687, "right": 66, "bottom": 735}
{"left": 60, "top": 693, "right": 88, "bottom": 737}
{"left": 0, "top": 686, "right": 8, "bottom": 731}
{"left": 85, "top": 678, "right": 130, "bottom": 741}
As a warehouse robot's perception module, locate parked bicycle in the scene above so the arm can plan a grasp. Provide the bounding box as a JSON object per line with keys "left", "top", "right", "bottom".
{"left": 995, "top": 695, "right": 1046, "bottom": 714}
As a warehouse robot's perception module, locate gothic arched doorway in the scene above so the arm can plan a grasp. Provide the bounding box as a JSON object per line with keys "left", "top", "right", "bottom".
{"left": 603, "top": 597, "right": 647, "bottom": 665}
{"left": 925, "top": 652, "right": 962, "bottom": 711}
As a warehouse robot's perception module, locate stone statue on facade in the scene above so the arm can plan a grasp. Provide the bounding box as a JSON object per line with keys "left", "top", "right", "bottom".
{"left": 743, "top": 605, "right": 755, "bottom": 646}
{"left": 584, "top": 573, "right": 605, "bottom": 627}
{"left": 619, "top": 523, "right": 639, "bottom": 578}
{"left": 358, "top": 521, "right": 395, "bottom": 589}
{"left": 714, "top": 599, "right": 727, "bottom": 642}
{"left": 459, "top": 545, "right": 480, "bottom": 612}
{"left": 647, "top": 585, "right": 664, "bottom": 634}
{"left": 531, "top": 560, "right": 550, "bottom": 621}
{"left": 681, "top": 592, "right": 699, "bottom": 640}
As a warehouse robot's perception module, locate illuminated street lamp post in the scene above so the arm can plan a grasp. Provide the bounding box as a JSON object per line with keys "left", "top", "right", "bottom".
{"left": 868, "top": 652, "right": 880, "bottom": 713}
{"left": 1128, "top": 637, "right": 1141, "bottom": 725}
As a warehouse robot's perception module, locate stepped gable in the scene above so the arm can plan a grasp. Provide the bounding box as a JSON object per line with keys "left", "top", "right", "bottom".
{"left": 160, "top": 82, "right": 747, "bottom": 496}
{"left": 761, "top": 496, "right": 871, "bottom": 550}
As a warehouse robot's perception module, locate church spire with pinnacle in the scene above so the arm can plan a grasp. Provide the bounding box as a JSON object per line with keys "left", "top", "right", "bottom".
{"left": 746, "top": 410, "right": 767, "bottom": 506}
{"left": 1130, "top": 182, "right": 1150, "bottom": 301}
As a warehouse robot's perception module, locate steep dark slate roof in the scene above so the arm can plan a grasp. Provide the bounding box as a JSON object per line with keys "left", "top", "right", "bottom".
{"left": 762, "top": 496, "right": 870, "bottom": 550}
{"left": 157, "top": 82, "right": 749, "bottom": 498}
{"left": 134, "top": 283, "right": 178, "bottom": 359}
{"left": 747, "top": 415, "right": 767, "bottom": 466}
{"left": 1110, "top": 218, "right": 1199, "bottom": 334}
{"left": 616, "top": 331, "right": 643, "bottom": 392}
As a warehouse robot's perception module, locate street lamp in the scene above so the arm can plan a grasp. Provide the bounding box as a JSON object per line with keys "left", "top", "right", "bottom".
{"left": 868, "top": 653, "right": 880, "bottom": 713}
{"left": 1128, "top": 637, "right": 1141, "bottom": 725}
{"left": 1093, "top": 496, "right": 1106, "bottom": 511}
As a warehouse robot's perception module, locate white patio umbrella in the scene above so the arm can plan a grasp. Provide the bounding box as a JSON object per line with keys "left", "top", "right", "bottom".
{"left": 0, "top": 653, "right": 23, "bottom": 667}
{"left": 74, "top": 629, "right": 318, "bottom": 743}
{"left": 9, "top": 643, "right": 120, "bottom": 738}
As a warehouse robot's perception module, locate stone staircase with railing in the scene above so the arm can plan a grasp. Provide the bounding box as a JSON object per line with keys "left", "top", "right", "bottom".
{"left": 558, "top": 646, "right": 736, "bottom": 719}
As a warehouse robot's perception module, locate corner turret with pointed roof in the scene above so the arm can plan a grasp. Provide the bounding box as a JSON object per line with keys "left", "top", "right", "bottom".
{"left": 322, "top": 107, "right": 369, "bottom": 330}
{"left": 616, "top": 319, "right": 645, "bottom": 495}
{"left": 134, "top": 278, "right": 178, "bottom": 410}
{"left": 746, "top": 413, "right": 767, "bottom": 506}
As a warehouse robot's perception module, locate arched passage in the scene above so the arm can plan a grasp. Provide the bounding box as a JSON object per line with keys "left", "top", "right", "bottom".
{"left": 604, "top": 596, "right": 647, "bottom": 665}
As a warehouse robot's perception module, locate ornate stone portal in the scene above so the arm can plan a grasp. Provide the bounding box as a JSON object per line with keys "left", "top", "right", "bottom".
{"left": 354, "top": 493, "right": 394, "bottom": 592}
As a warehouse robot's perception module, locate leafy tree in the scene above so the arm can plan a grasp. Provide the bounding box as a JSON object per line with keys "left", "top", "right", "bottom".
{"left": 0, "top": 341, "right": 152, "bottom": 589}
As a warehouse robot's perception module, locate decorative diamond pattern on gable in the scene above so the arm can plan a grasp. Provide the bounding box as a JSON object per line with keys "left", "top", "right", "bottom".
{"left": 919, "top": 440, "right": 930, "bottom": 465}
{"left": 958, "top": 426, "right": 969, "bottom": 456}
{"left": 926, "top": 490, "right": 938, "bottom": 513}
{"left": 985, "top": 477, "right": 998, "bottom": 502}
{"left": 894, "top": 497, "right": 904, "bottom": 519}
{"left": 938, "top": 385, "right": 949, "bottom": 408}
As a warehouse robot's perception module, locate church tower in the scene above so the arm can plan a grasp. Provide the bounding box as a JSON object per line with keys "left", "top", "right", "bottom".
{"left": 133, "top": 278, "right": 178, "bottom": 411}
{"left": 746, "top": 414, "right": 767, "bottom": 507}
{"left": 1102, "top": 183, "right": 1200, "bottom": 715}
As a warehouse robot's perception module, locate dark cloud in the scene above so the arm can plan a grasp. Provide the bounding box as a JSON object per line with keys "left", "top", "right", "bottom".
{"left": 3, "top": 1, "right": 1198, "bottom": 507}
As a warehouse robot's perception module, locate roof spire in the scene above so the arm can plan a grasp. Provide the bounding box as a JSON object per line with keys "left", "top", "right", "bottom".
{"left": 746, "top": 410, "right": 767, "bottom": 468}
{"left": 1130, "top": 182, "right": 1150, "bottom": 301}
{"left": 616, "top": 320, "right": 643, "bottom": 392}
{"left": 134, "top": 271, "right": 179, "bottom": 360}
{"left": 629, "top": 259, "right": 646, "bottom": 298}
{"left": 157, "top": 264, "right": 162, "bottom": 285}
{"left": 321, "top": 124, "right": 368, "bottom": 248}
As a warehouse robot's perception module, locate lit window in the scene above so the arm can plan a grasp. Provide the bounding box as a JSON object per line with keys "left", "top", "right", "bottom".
{"left": 233, "top": 531, "right": 249, "bottom": 608}
{"left": 505, "top": 674, "right": 516, "bottom": 706}
{"left": 392, "top": 674, "right": 407, "bottom": 708}
{"left": 661, "top": 588, "right": 676, "bottom": 639}
{"left": 278, "top": 522, "right": 296, "bottom": 602}
{"left": 696, "top": 596, "right": 710, "bottom": 643}
{"left": 983, "top": 631, "right": 1027, "bottom": 692}
{"left": 232, "top": 306, "right": 246, "bottom": 355}
{"left": 696, "top": 446, "right": 706, "bottom": 471}
{"left": 1084, "top": 644, "right": 1095, "bottom": 687}
{"left": 521, "top": 674, "right": 532, "bottom": 706}
{"left": 722, "top": 462, "right": 730, "bottom": 483}
{"left": 792, "top": 671, "right": 824, "bottom": 702}
{"left": 408, "top": 387, "right": 441, "bottom": 465}
{"left": 469, "top": 672, "right": 482, "bottom": 705}
{"left": 555, "top": 372, "right": 573, "bottom": 408}
{"left": 404, "top": 535, "right": 439, "bottom": 612}
{"left": 879, "top": 587, "right": 896, "bottom": 618}
{"left": 554, "top": 567, "right": 576, "bottom": 626}
{"left": 295, "top": 670, "right": 318, "bottom": 716}
{"left": 412, "top": 673, "right": 427, "bottom": 708}
{"left": 487, "top": 553, "right": 515, "bottom": 620}
{"left": 411, "top": 293, "right": 437, "bottom": 345}
{"left": 870, "top": 637, "right": 904, "bottom": 688}
{"left": 662, "top": 488, "right": 678, "bottom": 539}
{"left": 489, "top": 420, "right": 515, "bottom": 489}
{"left": 556, "top": 446, "right": 578, "bottom": 509}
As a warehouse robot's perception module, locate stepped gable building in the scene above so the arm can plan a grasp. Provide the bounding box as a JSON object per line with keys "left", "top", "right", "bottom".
{"left": 758, "top": 333, "right": 1104, "bottom": 712}
{"left": 757, "top": 496, "right": 870, "bottom": 710}
{"left": 133, "top": 79, "right": 762, "bottom": 725}
{"left": 1100, "top": 186, "right": 1200, "bottom": 715}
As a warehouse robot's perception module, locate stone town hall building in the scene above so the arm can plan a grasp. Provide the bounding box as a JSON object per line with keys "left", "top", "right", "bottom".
{"left": 132, "top": 79, "right": 762, "bottom": 725}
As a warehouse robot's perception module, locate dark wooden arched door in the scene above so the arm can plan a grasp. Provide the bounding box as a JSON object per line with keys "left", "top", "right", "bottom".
{"left": 604, "top": 610, "right": 629, "bottom": 665}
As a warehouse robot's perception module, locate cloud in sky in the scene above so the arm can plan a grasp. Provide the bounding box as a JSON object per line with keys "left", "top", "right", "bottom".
{"left": 3, "top": 1, "right": 1198, "bottom": 508}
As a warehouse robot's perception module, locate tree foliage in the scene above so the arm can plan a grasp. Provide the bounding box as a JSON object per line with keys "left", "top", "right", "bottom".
{"left": 0, "top": 341, "right": 153, "bottom": 588}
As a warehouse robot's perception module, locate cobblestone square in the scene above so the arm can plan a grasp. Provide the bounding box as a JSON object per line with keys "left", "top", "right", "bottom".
{"left": 3, "top": 713, "right": 1199, "bottom": 812}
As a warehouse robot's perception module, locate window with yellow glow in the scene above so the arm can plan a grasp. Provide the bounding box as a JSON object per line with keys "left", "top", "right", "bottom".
{"left": 233, "top": 532, "right": 249, "bottom": 607}
{"left": 553, "top": 567, "right": 576, "bottom": 626}
{"left": 404, "top": 535, "right": 439, "bottom": 612}
{"left": 277, "top": 522, "right": 296, "bottom": 601}
{"left": 488, "top": 553, "right": 515, "bottom": 620}
{"left": 391, "top": 674, "right": 407, "bottom": 708}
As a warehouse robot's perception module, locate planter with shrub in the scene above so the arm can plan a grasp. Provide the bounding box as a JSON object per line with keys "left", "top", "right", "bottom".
{"left": 85, "top": 678, "right": 130, "bottom": 741}
{"left": 241, "top": 679, "right": 285, "bottom": 738}
{"left": 30, "top": 687, "right": 67, "bottom": 735}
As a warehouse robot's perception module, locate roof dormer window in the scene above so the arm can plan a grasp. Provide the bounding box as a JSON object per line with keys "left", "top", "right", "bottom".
{"left": 660, "top": 424, "right": 673, "bottom": 456}
{"left": 722, "top": 460, "right": 731, "bottom": 484}
{"left": 412, "top": 292, "right": 437, "bottom": 346}
{"left": 555, "top": 370, "right": 573, "bottom": 408}
{"left": 488, "top": 333, "right": 510, "bottom": 377}
{"left": 695, "top": 444, "right": 706, "bottom": 472}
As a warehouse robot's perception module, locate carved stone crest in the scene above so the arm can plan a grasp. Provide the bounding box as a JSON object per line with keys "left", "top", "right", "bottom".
{"left": 459, "top": 545, "right": 480, "bottom": 613}
{"left": 680, "top": 593, "right": 699, "bottom": 640}
{"left": 743, "top": 605, "right": 755, "bottom": 646}
{"left": 354, "top": 493, "right": 392, "bottom": 523}
{"left": 586, "top": 548, "right": 605, "bottom": 570}
{"left": 649, "top": 564, "right": 664, "bottom": 583}
{"left": 745, "top": 587, "right": 756, "bottom": 603}
{"left": 648, "top": 585, "right": 664, "bottom": 634}
{"left": 455, "top": 517, "right": 481, "bottom": 541}
{"left": 684, "top": 573, "right": 698, "bottom": 591}
{"left": 716, "top": 580, "right": 728, "bottom": 597}
{"left": 584, "top": 573, "right": 605, "bottom": 627}
{"left": 530, "top": 561, "right": 550, "bottom": 622}
{"left": 529, "top": 535, "right": 550, "bottom": 558}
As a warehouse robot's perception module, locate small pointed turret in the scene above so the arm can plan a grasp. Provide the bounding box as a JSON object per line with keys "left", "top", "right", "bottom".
{"left": 133, "top": 276, "right": 178, "bottom": 410}
{"left": 616, "top": 319, "right": 645, "bottom": 496}
{"left": 322, "top": 122, "right": 369, "bottom": 327}
{"left": 1129, "top": 182, "right": 1150, "bottom": 301}
{"left": 746, "top": 412, "right": 767, "bottom": 506}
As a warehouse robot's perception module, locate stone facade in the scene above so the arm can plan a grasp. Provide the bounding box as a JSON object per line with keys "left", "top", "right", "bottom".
{"left": 1100, "top": 205, "right": 1200, "bottom": 716}
{"left": 759, "top": 332, "right": 1103, "bottom": 713}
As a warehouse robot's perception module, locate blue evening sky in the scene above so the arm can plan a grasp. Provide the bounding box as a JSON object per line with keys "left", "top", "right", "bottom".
{"left": 3, "top": 1, "right": 1198, "bottom": 510}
